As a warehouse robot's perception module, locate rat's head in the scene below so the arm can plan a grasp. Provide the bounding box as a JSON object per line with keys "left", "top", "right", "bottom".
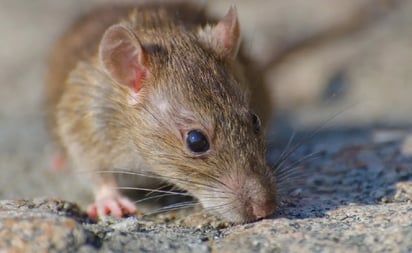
{"left": 98, "top": 7, "right": 276, "bottom": 223}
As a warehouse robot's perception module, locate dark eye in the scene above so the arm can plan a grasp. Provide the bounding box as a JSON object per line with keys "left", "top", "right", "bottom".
{"left": 186, "top": 130, "right": 210, "bottom": 154}
{"left": 251, "top": 112, "right": 261, "bottom": 134}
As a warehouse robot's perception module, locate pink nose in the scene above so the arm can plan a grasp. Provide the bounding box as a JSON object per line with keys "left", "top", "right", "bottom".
{"left": 251, "top": 201, "right": 276, "bottom": 219}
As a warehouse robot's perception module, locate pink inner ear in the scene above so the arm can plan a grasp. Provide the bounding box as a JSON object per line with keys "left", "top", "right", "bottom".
{"left": 100, "top": 24, "right": 150, "bottom": 95}
{"left": 210, "top": 6, "right": 240, "bottom": 59}
{"left": 123, "top": 45, "right": 149, "bottom": 94}
{"left": 132, "top": 66, "right": 147, "bottom": 93}
{"left": 215, "top": 24, "right": 234, "bottom": 51}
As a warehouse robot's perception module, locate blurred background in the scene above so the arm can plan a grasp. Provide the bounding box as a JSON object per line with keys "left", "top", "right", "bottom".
{"left": 0, "top": 0, "right": 411, "bottom": 206}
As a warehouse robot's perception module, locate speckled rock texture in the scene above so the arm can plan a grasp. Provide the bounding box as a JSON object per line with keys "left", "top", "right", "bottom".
{"left": 1, "top": 130, "right": 412, "bottom": 252}
{"left": 0, "top": 199, "right": 94, "bottom": 252}
{"left": 1, "top": 0, "right": 412, "bottom": 252}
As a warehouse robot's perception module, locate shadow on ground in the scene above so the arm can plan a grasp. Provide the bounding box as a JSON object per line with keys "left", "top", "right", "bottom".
{"left": 267, "top": 118, "right": 412, "bottom": 220}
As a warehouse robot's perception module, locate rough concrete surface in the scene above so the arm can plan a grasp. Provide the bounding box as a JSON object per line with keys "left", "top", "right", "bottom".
{"left": 1, "top": 0, "right": 412, "bottom": 252}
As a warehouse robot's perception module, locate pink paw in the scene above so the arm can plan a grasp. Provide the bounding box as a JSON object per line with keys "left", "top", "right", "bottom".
{"left": 87, "top": 196, "right": 137, "bottom": 220}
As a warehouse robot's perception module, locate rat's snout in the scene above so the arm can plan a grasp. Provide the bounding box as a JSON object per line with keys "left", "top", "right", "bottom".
{"left": 242, "top": 175, "right": 277, "bottom": 221}
{"left": 204, "top": 169, "right": 276, "bottom": 223}
{"left": 250, "top": 196, "right": 276, "bottom": 220}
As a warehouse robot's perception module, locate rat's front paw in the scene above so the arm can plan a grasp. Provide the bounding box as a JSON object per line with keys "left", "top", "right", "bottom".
{"left": 87, "top": 196, "right": 137, "bottom": 220}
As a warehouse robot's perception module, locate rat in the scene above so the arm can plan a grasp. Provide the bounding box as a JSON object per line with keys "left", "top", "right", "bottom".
{"left": 46, "top": 2, "right": 276, "bottom": 223}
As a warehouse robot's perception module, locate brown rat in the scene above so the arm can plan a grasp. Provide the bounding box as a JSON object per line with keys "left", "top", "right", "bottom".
{"left": 46, "top": 2, "right": 276, "bottom": 223}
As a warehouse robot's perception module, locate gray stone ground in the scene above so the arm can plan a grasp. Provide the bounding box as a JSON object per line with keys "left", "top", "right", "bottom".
{"left": 1, "top": 0, "right": 412, "bottom": 252}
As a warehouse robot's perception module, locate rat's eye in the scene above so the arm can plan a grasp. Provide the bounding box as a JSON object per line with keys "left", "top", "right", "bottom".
{"left": 251, "top": 112, "right": 261, "bottom": 134}
{"left": 186, "top": 130, "right": 210, "bottom": 154}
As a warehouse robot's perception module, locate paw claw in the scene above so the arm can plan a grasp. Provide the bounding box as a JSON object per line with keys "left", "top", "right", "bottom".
{"left": 87, "top": 196, "right": 136, "bottom": 220}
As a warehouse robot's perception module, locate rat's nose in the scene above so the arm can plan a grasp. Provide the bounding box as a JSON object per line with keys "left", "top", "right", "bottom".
{"left": 242, "top": 174, "right": 277, "bottom": 221}
{"left": 251, "top": 200, "right": 276, "bottom": 219}
{"left": 217, "top": 170, "right": 276, "bottom": 222}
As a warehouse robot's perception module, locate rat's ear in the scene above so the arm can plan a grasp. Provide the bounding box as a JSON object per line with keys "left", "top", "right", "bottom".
{"left": 99, "top": 24, "right": 150, "bottom": 103}
{"left": 198, "top": 6, "right": 240, "bottom": 60}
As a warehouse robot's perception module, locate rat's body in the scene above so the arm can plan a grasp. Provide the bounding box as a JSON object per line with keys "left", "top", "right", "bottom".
{"left": 46, "top": 3, "right": 276, "bottom": 223}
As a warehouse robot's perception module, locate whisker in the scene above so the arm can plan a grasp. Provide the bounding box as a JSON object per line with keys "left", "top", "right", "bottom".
{"left": 269, "top": 103, "right": 359, "bottom": 201}
{"left": 155, "top": 161, "right": 237, "bottom": 196}
{"left": 270, "top": 130, "right": 297, "bottom": 168}
{"left": 280, "top": 130, "right": 297, "bottom": 160}
{"left": 271, "top": 103, "right": 354, "bottom": 171}
{"left": 78, "top": 168, "right": 224, "bottom": 192}
{"left": 116, "top": 186, "right": 190, "bottom": 196}
{"left": 205, "top": 203, "right": 236, "bottom": 220}
{"left": 274, "top": 151, "right": 321, "bottom": 179}
{"left": 79, "top": 168, "right": 235, "bottom": 201}
{"left": 192, "top": 169, "right": 235, "bottom": 195}
{"left": 144, "top": 201, "right": 199, "bottom": 216}
{"left": 76, "top": 169, "right": 165, "bottom": 180}
{"left": 274, "top": 153, "right": 321, "bottom": 199}
{"left": 134, "top": 193, "right": 178, "bottom": 204}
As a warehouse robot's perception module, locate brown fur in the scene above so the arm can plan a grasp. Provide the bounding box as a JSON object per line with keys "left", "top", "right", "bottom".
{"left": 46, "top": 2, "right": 276, "bottom": 223}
